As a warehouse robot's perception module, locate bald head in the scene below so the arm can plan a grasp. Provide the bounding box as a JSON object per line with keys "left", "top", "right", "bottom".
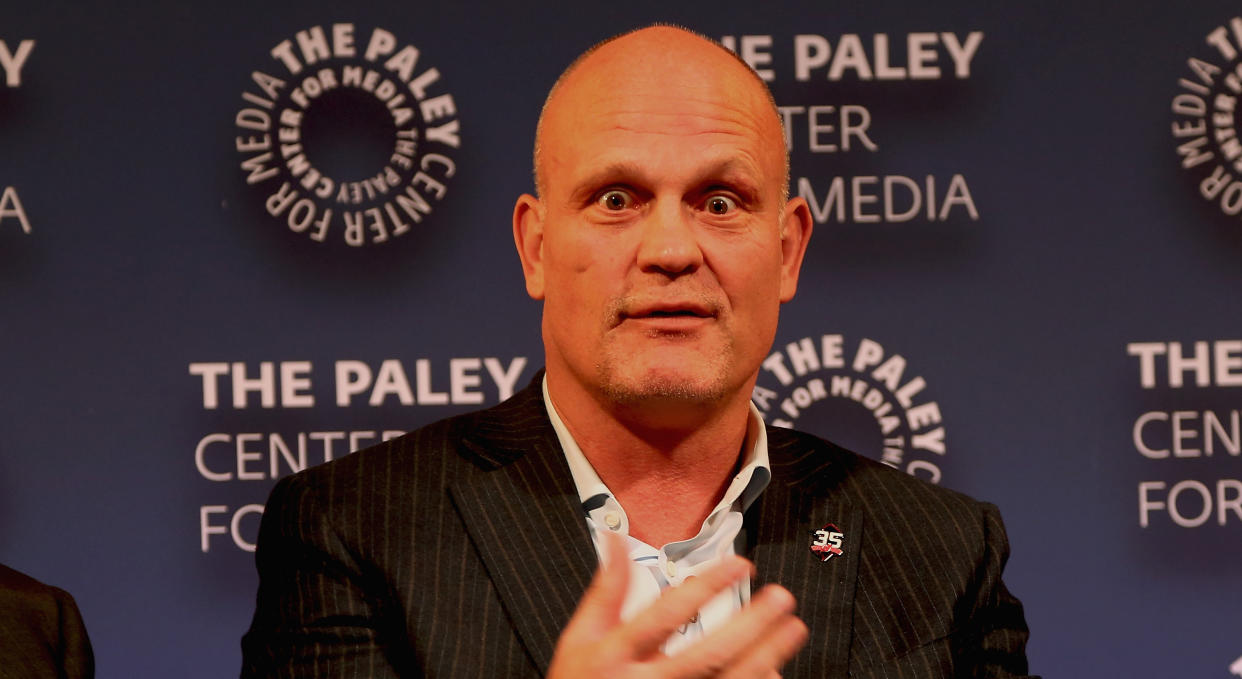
{"left": 533, "top": 25, "right": 788, "bottom": 200}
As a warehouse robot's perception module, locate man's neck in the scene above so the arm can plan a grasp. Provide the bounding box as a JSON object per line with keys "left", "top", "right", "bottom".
{"left": 546, "top": 372, "right": 754, "bottom": 546}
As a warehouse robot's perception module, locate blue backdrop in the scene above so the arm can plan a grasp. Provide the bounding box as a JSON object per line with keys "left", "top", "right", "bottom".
{"left": 2, "top": 1, "right": 1240, "bottom": 677}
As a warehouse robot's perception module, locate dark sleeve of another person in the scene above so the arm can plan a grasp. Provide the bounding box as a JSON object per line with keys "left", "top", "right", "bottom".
{"left": 0, "top": 563, "right": 95, "bottom": 679}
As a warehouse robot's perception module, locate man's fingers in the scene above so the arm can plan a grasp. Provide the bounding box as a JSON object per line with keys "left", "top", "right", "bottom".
{"left": 719, "top": 610, "right": 808, "bottom": 679}
{"left": 561, "top": 530, "right": 631, "bottom": 642}
{"left": 661, "top": 585, "right": 808, "bottom": 679}
{"left": 618, "top": 555, "right": 754, "bottom": 658}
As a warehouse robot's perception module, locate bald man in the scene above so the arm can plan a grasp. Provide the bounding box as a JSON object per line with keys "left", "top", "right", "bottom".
{"left": 242, "top": 26, "right": 1036, "bottom": 679}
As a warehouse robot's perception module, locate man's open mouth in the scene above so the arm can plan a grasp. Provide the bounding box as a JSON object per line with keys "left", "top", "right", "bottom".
{"left": 643, "top": 309, "right": 708, "bottom": 317}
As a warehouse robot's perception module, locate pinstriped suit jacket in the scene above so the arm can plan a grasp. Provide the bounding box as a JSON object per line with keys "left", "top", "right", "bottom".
{"left": 241, "top": 378, "right": 1036, "bottom": 678}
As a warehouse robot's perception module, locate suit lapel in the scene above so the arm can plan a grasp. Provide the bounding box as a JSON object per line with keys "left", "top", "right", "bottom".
{"left": 749, "top": 428, "right": 862, "bottom": 678}
{"left": 447, "top": 380, "right": 596, "bottom": 675}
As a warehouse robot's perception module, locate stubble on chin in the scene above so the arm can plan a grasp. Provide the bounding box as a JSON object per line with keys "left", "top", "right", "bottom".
{"left": 592, "top": 336, "right": 735, "bottom": 406}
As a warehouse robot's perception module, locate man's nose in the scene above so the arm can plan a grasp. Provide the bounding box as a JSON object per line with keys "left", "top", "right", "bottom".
{"left": 635, "top": 200, "right": 703, "bottom": 276}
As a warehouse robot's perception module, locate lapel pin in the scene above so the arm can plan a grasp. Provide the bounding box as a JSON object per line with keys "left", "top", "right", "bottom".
{"left": 810, "top": 523, "right": 845, "bottom": 562}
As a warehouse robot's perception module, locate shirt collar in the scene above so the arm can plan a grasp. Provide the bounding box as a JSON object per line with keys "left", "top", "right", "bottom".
{"left": 542, "top": 376, "right": 771, "bottom": 513}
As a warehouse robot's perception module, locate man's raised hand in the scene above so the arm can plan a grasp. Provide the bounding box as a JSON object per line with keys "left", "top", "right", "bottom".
{"left": 548, "top": 532, "right": 809, "bottom": 679}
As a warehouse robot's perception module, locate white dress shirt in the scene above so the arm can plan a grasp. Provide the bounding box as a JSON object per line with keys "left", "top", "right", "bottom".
{"left": 542, "top": 378, "right": 771, "bottom": 654}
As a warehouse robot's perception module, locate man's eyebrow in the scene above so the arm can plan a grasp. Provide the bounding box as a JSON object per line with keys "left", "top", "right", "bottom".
{"left": 683, "top": 158, "right": 766, "bottom": 206}
{"left": 570, "top": 162, "right": 648, "bottom": 194}
{"left": 696, "top": 159, "right": 762, "bottom": 193}
{"left": 568, "top": 162, "right": 650, "bottom": 203}
{"left": 568, "top": 158, "right": 765, "bottom": 202}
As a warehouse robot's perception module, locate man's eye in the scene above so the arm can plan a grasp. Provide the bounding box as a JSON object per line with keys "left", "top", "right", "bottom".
{"left": 598, "top": 190, "right": 632, "bottom": 211}
{"left": 705, "top": 195, "right": 737, "bottom": 215}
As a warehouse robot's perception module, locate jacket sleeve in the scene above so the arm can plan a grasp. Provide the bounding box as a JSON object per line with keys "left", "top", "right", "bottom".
{"left": 0, "top": 565, "right": 95, "bottom": 679}
{"left": 54, "top": 586, "right": 95, "bottom": 679}
{"left": 954, "top": 502, "right": 1038, "bottom": 679}
{"left": 240, "top": 472, "right": 409, "bottom": 679}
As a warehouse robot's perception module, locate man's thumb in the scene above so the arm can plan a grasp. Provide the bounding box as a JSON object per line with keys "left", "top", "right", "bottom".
{"left": 568, "top": 529, "right": 631, "bottom": 637}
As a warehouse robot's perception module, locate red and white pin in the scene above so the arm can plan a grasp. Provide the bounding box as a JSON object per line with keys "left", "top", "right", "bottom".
{"left": 810, "top": 523, "right": 845, "bottom": 562}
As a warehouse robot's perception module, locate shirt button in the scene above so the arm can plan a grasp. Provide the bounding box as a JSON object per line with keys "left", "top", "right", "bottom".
{"left": 666, "top": 561, "right": 678, "bottom": 578}
{"left": 604, "top": 512, "right": 621, "bottom": 530}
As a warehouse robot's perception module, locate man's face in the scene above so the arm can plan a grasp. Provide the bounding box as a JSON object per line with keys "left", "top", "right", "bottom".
{"left": 515, "top": 29, "right": 810, "bottom": 412}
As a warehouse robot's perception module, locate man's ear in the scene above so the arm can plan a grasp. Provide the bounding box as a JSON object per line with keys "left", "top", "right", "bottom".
{"left": 778, "top": 196, "right": 814, "bottom": 303}
{"left": 513, "top": 194, "right": 546, "bottom": 300}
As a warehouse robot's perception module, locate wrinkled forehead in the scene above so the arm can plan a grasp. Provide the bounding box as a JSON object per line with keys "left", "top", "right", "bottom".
{"left": 535, "top": 28, "right": 786, "bottom": 194}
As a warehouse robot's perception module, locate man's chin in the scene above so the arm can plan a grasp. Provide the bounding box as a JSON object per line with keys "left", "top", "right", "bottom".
{"left": 590, "top": 340, "right": 740, "bottom": 406}
{"left": 596, "top": 367, "right": 729, "bottom": 406}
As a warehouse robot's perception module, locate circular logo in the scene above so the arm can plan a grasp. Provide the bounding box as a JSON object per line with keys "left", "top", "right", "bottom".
{"left": 233, "top": 24, "right": 459, "bottom": 247}
{"left": 1171, "top": 17, "right": 1242, "bottom": 219}
{"left": 753, "top": 333, "right": 948, "bottom": 483}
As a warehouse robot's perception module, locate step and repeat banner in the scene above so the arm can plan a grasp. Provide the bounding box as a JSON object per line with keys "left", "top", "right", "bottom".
{"left": 2, "top": 1, "right": 1240, "bottom": 677}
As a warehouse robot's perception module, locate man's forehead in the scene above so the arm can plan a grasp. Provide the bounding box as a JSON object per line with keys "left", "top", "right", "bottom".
{"left": 575, "top": 95, "right": 771, "bottom": 146}
{"left": 562, "top": 153, "right": 765, "bottom": 196}
{"left": 536, "top": 26, "right": 785, "bottom": 195}
{"left": 546, "top": 101, "right": 771, "bottom": 191}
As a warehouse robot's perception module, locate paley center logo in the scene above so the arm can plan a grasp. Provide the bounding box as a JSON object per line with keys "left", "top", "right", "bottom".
{"left": 753, "top": 333, "right": 948, "bottom": 483}
{"left": 233, "top": 24, "right": 459, "bottom": 247}
{"left": 1171, "top": 16, "right": 1242, "bottom": 221}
